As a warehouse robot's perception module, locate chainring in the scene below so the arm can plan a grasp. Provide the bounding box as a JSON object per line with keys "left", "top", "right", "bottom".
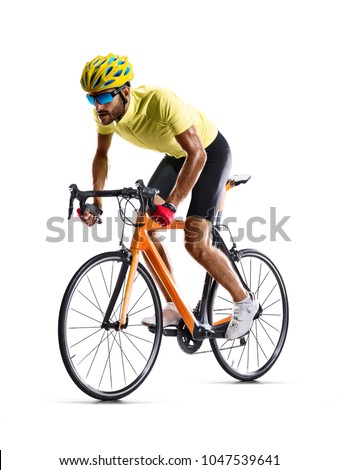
{"left": 177, "top": 320, "right": 203, "bottom": 354}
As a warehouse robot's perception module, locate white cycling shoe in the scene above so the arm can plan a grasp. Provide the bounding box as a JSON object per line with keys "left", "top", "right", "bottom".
{"left": 142, "top": 302, "right": 181, "bottom": 328}
{"left": 225, "top": 294, "right": 259, "bottom": 340}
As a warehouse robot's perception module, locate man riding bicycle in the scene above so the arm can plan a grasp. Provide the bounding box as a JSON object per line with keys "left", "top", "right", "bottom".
{"left": 78, "top": 52, "right": 259, "bottom": 339}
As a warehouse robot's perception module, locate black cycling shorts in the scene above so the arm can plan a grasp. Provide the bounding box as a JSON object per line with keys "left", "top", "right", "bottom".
{"left": 147, "top": 131, "right": 232, "bottom": 221}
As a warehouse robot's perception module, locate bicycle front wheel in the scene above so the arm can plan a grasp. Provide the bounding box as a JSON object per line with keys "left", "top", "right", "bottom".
{"left": 58, "top": 251, "right": 162, "bottom": 400}
{"left": 208, "top": 249, "right": 288, "bottom": 380}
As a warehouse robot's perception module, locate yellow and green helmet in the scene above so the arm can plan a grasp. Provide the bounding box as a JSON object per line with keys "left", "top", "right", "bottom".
{"left": 80, "top": 53, "right": 134, "bottom": 92}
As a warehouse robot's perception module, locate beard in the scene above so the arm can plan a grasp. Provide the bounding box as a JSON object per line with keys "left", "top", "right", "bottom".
{"left": 97, "top": 98, "right": 125, "bottom": 125}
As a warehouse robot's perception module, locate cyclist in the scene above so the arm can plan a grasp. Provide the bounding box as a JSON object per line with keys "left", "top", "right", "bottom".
{"left": 78, "top": 52, "right": 259, "bottom": 339}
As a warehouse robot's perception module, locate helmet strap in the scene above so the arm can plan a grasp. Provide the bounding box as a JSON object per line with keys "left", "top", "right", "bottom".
{"left": 116, "top": 92, "right": 128, "bottom": 122}
{"left": 118, "top": 90, "right": 128, "bottom": 106}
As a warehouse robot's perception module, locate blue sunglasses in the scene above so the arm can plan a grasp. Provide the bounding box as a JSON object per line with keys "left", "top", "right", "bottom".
{"left": 86, "top": 84, "right": 127, "bottom": 105}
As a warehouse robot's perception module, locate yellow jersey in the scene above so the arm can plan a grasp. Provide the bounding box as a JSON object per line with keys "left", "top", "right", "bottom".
{"left": 93, "top": 86, "right": 218, "bottom": 158}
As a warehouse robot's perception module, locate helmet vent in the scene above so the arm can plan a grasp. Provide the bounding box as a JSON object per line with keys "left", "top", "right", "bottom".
{"left": 103, "top": 80, "right": 115, "bottom": 87}
{"left": 93, "top": 74, "right": 102, "bottom": 88}
{"left": 90, "top": 71, "right": 97, "bottom": 85}
{"left": 105, "top": 66, "right": 113, "bottom": 76}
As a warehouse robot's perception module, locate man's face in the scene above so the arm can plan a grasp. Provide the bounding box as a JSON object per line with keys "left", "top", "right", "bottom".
{"left": 88, "top": 88, "right": 128, "bottom": 125}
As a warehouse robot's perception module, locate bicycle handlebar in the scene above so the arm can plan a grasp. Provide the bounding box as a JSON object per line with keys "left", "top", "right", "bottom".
{"left": 68, "top": 179, "right": 159, "bottom": 223}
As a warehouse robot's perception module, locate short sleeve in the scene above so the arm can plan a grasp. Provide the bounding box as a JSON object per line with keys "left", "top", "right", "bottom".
{"left": 155, "top": 89, "right": 194, "bottom": 136}
{"left": 93, "top": 108, "right": 115, "bottom": 135}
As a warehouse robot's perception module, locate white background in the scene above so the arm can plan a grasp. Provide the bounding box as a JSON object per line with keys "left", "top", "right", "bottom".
{"left": 1, "top": 0, "right": 337, "bottom": 468}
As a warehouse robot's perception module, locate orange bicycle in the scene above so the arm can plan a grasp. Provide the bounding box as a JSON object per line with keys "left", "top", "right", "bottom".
{"left": 58, "top": 176, "right": 289, "bottom": 400}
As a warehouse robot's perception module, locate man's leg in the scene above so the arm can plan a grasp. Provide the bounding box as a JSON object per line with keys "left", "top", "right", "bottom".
{"left": 143, "top": 196, "right": 174, "bottom": 303}
{"left": 141, "top": 195, "right": 181, "bottom": 327}
{"left": 184, "top": 216, "right": 259, "bottom": 338}
{"left": 143, "top": 156, "right": 184, "bottom": 304}
{"left": 184, "top": 217, "right": 247, "bottom": 301}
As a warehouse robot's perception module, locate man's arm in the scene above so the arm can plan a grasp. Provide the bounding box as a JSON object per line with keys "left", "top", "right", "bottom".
{"left": 79, "top": 133, "right": 113, "bottom": 227}
{"left": 92, "top": 133, "right": 113, "bottom": 208}
{"left": 166, "top": 125, "right": 207, "bottom": 208}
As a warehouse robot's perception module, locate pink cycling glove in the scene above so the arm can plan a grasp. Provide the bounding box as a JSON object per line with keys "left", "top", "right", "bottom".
{"left": 151, "top": 204, "right": 176, "bottom": 226}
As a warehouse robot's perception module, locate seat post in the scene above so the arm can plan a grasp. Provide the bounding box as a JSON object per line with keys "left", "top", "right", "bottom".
{"left": 215, "top": 186, "right": 227, "bottom": 227}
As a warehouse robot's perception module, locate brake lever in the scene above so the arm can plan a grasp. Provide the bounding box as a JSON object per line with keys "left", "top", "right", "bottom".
{"left": 135, "top": 179, "right": 159, "bottom": 214}
{"left": 148, "top": 198, "right": 157, "bottom": 214}
{"left": 137, "top": 186, "right": 146, "bottom": 214}
{"left": 68, "top": 184, "right": 79, "bottom": 220}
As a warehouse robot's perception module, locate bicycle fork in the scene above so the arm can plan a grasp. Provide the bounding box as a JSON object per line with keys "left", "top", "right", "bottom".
{"left": 100, "top": 248, "right": 139, "bottom": 331}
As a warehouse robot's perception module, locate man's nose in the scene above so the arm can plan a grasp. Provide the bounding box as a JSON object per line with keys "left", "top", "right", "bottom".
{"left": 94, "top": 99, "right": 103, "bottom": 109}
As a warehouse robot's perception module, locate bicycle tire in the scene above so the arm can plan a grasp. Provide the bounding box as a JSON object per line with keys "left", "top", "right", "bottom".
{"left": 58, "top": 251, "right": 163, "bottom": 400}
{"left": 208, "top": 248, "right": 288, "bottom": 380}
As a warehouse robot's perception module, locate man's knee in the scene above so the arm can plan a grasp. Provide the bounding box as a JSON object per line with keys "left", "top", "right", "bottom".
{"left": 184, "top": 217, "right": 210, "bottom": 260}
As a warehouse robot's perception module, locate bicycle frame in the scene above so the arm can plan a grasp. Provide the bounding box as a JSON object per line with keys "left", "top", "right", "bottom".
{"left": 97, "top": 175, "right": 252, "bottom": 340}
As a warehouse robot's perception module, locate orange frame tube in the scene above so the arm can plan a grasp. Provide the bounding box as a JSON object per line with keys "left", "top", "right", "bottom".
{"left": 118, "top": 180, "right": 237, "bottom": 333}
{"left": 118, "top": 214, "right": 195, "bottom": 333}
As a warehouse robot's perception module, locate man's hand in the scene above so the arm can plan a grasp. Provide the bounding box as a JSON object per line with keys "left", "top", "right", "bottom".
{"left": 151, "top": 204, "right": 176, "bottom": 226}
{"left": 77, "top": 208, "right": 101, "bottom": 227}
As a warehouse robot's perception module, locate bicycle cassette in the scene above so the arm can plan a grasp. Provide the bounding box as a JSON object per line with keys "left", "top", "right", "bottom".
{"left": 177, "top": 320, "right": 203, "bottom": 354}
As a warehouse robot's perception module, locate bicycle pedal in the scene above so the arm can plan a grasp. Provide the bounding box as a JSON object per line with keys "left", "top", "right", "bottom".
{"left": 254, "top": 304, "right": 263, "bottom": 320}
{"left": 240, "top": 336, "right": 247, "bottom": 346}
{"left": 163, "top": 326, "right": 178, "bottom": 337}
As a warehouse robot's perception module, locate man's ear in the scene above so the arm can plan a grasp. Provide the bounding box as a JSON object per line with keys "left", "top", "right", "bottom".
{"left": 122, "top": 86, "right": 131, "bottom": 100}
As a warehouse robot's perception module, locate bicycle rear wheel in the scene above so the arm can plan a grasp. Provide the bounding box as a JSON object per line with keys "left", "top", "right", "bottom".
{"left": 208, "top": 249, "right": 288, "bottom": 380}
{"left": 58, "top": 251, "right": 162, "bottom": 400}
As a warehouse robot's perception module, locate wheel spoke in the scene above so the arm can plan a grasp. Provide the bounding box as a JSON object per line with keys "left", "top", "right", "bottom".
{"left": 250, "top": 328, "right": 268, "bottom": 359}
{"left": 246, "top": 333, "right": 250, "bottom": 372}
{"left": 255, "top": 270, "right": 270, "bottom": 298}
{"left": 239, "top": 259, "right": 249, "bottom": 288}
{"left": 70, "top": 308, "right": 102, "bottom": 324}
{"left": 109, "top": 260, "right": 114, "bottom": 297}
{"left": 262, "top": 298, "right": 281, "bottom": 311}
{"left": 116, "top": 333, "right": 138, "bottom": 380}
{"left": 70, "top": 327, "right": 102, "bottom": 349}
{"left": 261, "top": 283, "right": 277, "bottom": 307}
{"left": 249, "top": 257, "right": 252, "bottom": 291}
{"left": 259, "top": 317, "right": 280, "bottom": 334}
{"left": 121, "top": 331, "right": 148, "bottom": 360}
{"left": 127, "top": 288, "right": 148, "bottom": 315}
{"left": 123, "top": 331, "right": 153, "bottom": 344}
{"left": 236, "top": 338, "right": 247, "bottom": 369}
{"left": 85, "top": 330, "right": 106, "bottom": 378}
{"left": 78, "top": 291, "right": 103, "bottom": 315}
{"left": 100, "top": 264, "right": 110, "bottom": 298}
{"left": 128, "top": 304, "right": 153, "bottom": 317}
{"left": 87, "top": 275, "right": 103, "bottom": 315}
{"left": 98, "top": 330, "right": 118, "bottom": 388}
{"left": 217, "top": 295, "right": 233, "bottom": 305}
{"left": 255, "top": 321, "right": 259, "bottom": 368}
{"left": 76, "top": 329, "right": 110, "bottom": 366}
{"left": 69, "top": 326, "right": 101, "bottom": 329}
